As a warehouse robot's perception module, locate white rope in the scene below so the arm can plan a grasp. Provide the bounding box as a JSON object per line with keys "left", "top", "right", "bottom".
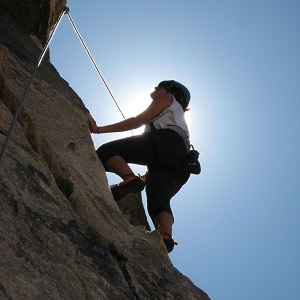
{"left": 1, "top": 7, "right": 130, "bottom": 164}
{"left": 66, "top": 11, "right": 126, "bottom": 120}
{"left": 0, "top": 8, "right": 67, "bottom": 164}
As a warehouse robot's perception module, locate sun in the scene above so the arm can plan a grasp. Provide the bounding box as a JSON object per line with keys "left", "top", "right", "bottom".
{"left": 122, "top": 91, "right": 151, "bottom": 135}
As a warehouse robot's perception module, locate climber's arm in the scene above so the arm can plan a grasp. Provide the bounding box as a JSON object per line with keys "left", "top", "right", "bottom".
{"left": 86, "top": 93, "right": 172, "bottom": 134}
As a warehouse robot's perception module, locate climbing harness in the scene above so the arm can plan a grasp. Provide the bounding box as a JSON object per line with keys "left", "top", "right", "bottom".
{"left": 0, "top": 7, "right": 125, "bottom": 164}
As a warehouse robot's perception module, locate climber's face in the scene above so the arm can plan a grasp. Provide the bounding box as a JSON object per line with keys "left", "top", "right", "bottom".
{"left": 150, "top": 86, "right": 166, "bottom": 99}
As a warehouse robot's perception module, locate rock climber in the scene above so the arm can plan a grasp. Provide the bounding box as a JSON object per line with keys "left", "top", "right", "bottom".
{"left": 86, "top": 80, "right": 192, "bottom": 253}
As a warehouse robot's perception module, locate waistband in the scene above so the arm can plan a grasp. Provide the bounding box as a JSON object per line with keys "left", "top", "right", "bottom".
{"left": 164, "top": 124, "right": 190, "bottom": 150}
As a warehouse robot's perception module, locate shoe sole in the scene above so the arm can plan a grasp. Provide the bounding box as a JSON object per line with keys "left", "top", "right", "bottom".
{"left": 111, "top": 177, "right": 145, "bottom": 201}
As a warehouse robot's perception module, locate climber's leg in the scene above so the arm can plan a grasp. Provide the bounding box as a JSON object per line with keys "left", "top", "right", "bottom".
{"left": 153, "top": 210, "right": 174, "bottom": 236}
{"left": 105, "top": 155, "right": 134, "bottom": 179}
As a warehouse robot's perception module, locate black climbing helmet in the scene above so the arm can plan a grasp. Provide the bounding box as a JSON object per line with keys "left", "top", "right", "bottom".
{"left": 157, "top": 80, "right": 190, "bottom": 110}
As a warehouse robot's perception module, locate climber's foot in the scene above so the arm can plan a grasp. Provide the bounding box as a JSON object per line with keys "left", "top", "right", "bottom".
{"left": 110, "top": 175, "right": 145, "bottom": 201}
{"left": 160, "top": 232, "right": 178, "bottom": 253}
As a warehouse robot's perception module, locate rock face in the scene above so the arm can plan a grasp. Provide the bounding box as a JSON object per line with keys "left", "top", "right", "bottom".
{"left": 0, "top": 0, "right": 67, "bottom": 46}
{"left": 0, "top": 2, "right": 210, "bottom": 299}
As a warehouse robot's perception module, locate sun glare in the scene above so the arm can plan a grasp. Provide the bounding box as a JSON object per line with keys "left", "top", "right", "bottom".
{"left": 120, "top": 86, "right": 192, "bottom": 136}
{"left": 185, "top": 108, "right": 192, "bottom": 126}
{"left": 123, "top": 92, "right": 151, "bottom": 135}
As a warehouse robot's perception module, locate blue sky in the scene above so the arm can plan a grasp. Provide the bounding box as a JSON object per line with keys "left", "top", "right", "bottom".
{"left": 50, "top": 1, "right": 300, "bottom": 299}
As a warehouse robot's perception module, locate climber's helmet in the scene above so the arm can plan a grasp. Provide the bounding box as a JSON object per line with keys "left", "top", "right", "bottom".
{"left": 157, "top": 80, "right": 190, "bottom": 110}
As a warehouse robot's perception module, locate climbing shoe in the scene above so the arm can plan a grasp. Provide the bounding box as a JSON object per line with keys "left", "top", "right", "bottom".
{"left": 110, "top": 175, "right": 145, "bottom": 201}
{"left": 160, "top": 232, "right": 178, "bottom": 253}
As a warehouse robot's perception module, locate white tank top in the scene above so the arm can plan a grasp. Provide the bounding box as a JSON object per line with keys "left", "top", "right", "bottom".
{"left": 144, "top": 96, "right": 190, "bottom": 148}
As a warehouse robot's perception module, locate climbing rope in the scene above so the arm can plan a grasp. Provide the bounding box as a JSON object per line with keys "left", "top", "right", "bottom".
{"left": 65, "top": 11, "right": 126, "bottom": 120}
{"left": 0, "top": 7, "right": 127, "bottom": 164}
{"left": 0, "top": 7, "right": 67, "bottom": 163}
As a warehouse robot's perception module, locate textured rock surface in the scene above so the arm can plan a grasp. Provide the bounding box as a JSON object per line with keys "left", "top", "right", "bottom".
{"left": 0, "top": 0, "right": 67, "bottom": 46}
{"left": 0, "top": 3, "right": 210, "bottom": 300}
{"left": 116, "top": 192, "right": 151, "bottom": 231}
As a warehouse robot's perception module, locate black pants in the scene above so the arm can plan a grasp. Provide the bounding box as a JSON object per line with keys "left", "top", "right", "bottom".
{"left": 96, "top": 130, "right": 190, "bottom": 221}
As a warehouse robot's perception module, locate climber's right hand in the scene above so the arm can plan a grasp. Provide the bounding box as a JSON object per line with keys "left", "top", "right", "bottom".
{"left": 85, "top": 112, "right": 98, "bottom": 134}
